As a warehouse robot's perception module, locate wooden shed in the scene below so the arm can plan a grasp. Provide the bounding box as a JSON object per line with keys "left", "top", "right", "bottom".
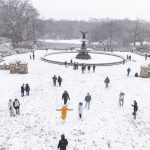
{"left": 140, "top": 65, "right": 150, "bottom": 78}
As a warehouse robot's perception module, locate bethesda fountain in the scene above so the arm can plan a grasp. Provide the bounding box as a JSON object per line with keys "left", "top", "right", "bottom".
{"left": 76, "top": 31, "right": 91, "bottom": 59}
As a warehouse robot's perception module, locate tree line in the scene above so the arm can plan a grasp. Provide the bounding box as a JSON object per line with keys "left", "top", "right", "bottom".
{"left": 0, "top": 0, "right": 150, "bottom": 49}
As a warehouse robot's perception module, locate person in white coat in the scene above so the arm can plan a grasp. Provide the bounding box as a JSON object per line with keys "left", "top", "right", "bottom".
{"left": 78, "top": 102, "right": 83, "bottom": 119}
{"left": 8, "top": 99, "right": 15, "bottom": 116}
{"left": 119, "top": 92, "right": 125, "bottom": 107}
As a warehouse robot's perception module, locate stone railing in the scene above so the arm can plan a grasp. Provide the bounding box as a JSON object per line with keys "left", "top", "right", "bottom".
{"left": 41, "top": 51, "right": 126, "bottom": 66}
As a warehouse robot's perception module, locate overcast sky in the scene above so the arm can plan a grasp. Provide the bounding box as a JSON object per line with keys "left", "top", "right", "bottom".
{"left": 31, "top": 0, "right": 150, "bottom": 21}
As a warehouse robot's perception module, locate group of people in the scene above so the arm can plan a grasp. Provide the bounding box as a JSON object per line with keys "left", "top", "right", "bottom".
{"left": 119, "top": 92, "right": 138, "bottom": 119}
{"left": 8, "top": 99, "right": 20, "bottom": 116}
{"left": 8, "top": 84, "right": 30, "bottom": 117}
{"left": 21, "top": 83, "right": 30, "bottom": 97}
{"left": 81, "top": 64, "right": 95, "bottom": 74}
{"left": 57, "top": 91, "right": 92, "bottom": 122}
{"left": 30, "top": 51, "right": 35, "bottom": 60}
{"left": 126, "top": 55, "right": 131, "bottom": 60}
{"left": 52, "top": 75, "right": 62, "bottom": 86}
{"left": 127, "top": 67, "right": 139, "bottom": 77}
{"left": 64, "top": 60, "right": 96, "bottom": 73}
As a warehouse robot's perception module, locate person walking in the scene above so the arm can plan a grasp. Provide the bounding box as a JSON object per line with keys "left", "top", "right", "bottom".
{"left": 119, "top": 92, "right": 125, "bottom": 107}
{"left": 57, "top": 134, "right": 68, "bottom": 150}
{"left": 25, "top": 83, "right": 30, "bottom": 96}
{"left": 64, "top": 61, "right": 67, "bottom": 67}
{"left": 131, "top": 101, "right": 138, "bottom": 119}
{"left": 21, "top": 84, "right": 25, "bottom": 97}
{"left": 93, "top": 65, "right": 95, "bottom": 72}
{"left": 127, "top": 68, "right": 131, "bottom": 76}
{"left": 104, "top": 76, "right": 110, "bottom": 88}
{"left": 78, "top": 102, "right": 83, "bottom": 119}
{"left": 58, "top": 76, "right": 62, "bottom": 86}
{"left": 56, "top": 105, "right": 73, "bottom": 122}
{"left": 62, "top": 90, "right": 70, "bottom": 104}
{"left": 145, "top": 54, "right": 148, "bottom": 60}
{"left": 87, "top": 65, "right": 91, "bottom": 72}
{"left": 32, "top": 51, "right": 35, "bottom": 60}
{"left": 85, "top": 93, "right": 91, "bottom": 109}
{"left": 52, "top": 75, "right": 57, "bottom": 86}
{"left": 13, "top": 99, "right": 20, "bottom": 115}
{"left": 8, "top": 99, "right": 15, "bottom": 116}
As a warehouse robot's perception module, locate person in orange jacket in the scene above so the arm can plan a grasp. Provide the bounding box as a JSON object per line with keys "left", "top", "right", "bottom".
{"left": 56, "top": 105, "right": 73, "bottom": 121}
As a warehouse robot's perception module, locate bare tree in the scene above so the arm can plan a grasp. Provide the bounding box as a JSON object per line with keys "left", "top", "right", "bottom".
{"left": 0, "top": 0, "right": 38, "bottom": 48}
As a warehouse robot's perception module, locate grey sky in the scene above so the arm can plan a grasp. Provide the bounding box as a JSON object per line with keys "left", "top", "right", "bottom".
{"left": 31, "top": 0, "right": 150, "bottom": 21}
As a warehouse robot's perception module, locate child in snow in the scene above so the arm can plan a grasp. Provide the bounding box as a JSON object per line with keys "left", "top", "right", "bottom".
{"left": 78, "top": 102, "right": 83, "bottom": 119}
{"left": 8, "top": 99, "right": 15, "bottom": 116}
{"left": 119, "top": 92, "right": 125, "bottom": 107}
{"left": 56, "top": 105, "right": 73, "bottom": 122}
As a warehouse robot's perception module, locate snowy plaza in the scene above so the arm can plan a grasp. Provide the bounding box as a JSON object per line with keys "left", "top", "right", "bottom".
{"left": 0, "top": 50, "right": 150, "bottom": 150}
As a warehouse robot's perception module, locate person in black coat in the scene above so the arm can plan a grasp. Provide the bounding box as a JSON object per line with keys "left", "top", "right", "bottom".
{"left": 52, "top": 75, "right": 57, "bottom": 86}
{"left": 58, "top": 76, "right": 62, "bottom": 86}
{"left": 62, "top": 90, "right": 70, "bottom": 104}
{"left": 87, "top": 65, "right": 91, "bottom": 72}
{"left": 21, "top": 84, "right": 25, "bottom": 97}
{"left": 104, "top": 76, "right": 110, "bottom": 88}
{"left": 57, "top": 134, "right": 68, "bottom": 150}
{"left": 13, "top": 99, "right": 20, "bottom": 115}
{"left": 25, "top": 83, "right": 30, "bottom": 96}
{"left": 127, "top": 68, "right": 131, "bottom": 76}
{"left": 93, "top": 65, "right": 95, "bottom": 72}
{"left": 131, "top": 100, "right": 138, "bottom": 119}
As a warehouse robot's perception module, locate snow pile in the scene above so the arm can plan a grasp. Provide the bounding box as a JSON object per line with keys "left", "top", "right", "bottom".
{"left": 0, "top": 43, "right": 36, "bottom": 58}
{"left": 0, "top": 50, "right": 150, "bottom": 150}
{"left": 0, "top": 43, "right": 15, "bottom": 56}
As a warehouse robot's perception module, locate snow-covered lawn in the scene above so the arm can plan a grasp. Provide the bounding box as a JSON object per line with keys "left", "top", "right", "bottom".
{"left": 0, "top": 50, "right": 150, "bottom": 150}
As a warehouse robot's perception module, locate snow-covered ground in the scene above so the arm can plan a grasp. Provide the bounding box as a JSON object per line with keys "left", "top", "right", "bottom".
{"left": 0, "top": 50, "right": 150, "bottom": 150}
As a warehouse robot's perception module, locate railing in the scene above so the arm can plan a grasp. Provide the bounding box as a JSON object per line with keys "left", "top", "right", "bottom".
{"left": 41, "top": 51, "right": 126, "bottom": 66}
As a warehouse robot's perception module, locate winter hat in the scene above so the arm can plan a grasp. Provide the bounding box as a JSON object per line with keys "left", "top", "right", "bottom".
{"left": 61, "top": 134, "right": 65, "bottom": 139}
